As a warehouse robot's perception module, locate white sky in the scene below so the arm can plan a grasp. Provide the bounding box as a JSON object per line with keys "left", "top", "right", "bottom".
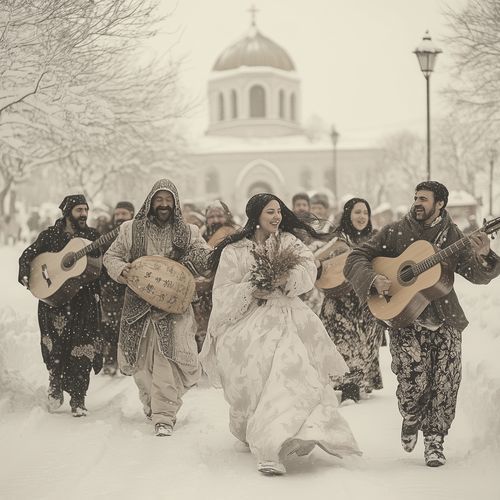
{"left": 150, "top": 0, "right": 465, "bottom": 146}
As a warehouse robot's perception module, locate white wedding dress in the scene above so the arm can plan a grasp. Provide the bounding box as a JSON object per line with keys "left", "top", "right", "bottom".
{"left": 200, "top": 232, "right": 360, "bottom": 464}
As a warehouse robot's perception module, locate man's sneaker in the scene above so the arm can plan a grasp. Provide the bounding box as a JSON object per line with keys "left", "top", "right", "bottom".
{"left": 401, "top": 417, "right": 419, "bottom": 453}
{"left": 71, "top": 406, "right": 88, "bottom": 418}
{"left": 155, "top": 423, "right": 173, "bottom": 437}
{"left": 424, "top": 434, "right": 446, "bottom": 467}
{"left": 257, "top": 461, "right": 286, "bottom": 476}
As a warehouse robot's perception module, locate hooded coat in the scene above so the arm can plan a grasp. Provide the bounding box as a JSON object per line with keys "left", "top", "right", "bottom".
{"left": 103, "top": 179, "right": 211, "bottom": 375}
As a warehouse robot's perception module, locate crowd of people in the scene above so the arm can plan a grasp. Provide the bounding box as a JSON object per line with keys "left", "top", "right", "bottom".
{"left": 16, "top": 178, "right": 500, "bottom": 475}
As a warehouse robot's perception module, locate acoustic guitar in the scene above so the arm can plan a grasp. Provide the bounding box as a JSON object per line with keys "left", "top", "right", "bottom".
{"left": 367, "top": 217, "right": 500, "bottom": 329}
{"left": 28, "top": 227, "right": 119, "bottom": 307}
{"left": 314, "top": 238, "right": 352, "bottom": 293}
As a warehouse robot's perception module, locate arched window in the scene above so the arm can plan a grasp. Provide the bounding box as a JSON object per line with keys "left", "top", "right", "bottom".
{"left": 290, "top": 93, "right": 296, "bottom": 121}
{"left": 279, "top": 90, "right": 285, "bottom": 119}
{"left": 247, "top": 181, "right": 273, "bottom": 198}
{"left": 206, "top": 169, "right": 220, "bottom": 194}
{"left": 231, "top": 90, "right": 238, "bottom": 119}
{"left": 218, "top": 93, "right": 225, "bottom": 121}
{"left": 300, "top": 167, "right": 312, "bottom": 190}
{"left": 249, "top": 85, "right": 266, "bottom": 118}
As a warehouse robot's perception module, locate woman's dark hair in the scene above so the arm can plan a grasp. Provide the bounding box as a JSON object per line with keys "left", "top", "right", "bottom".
{"left": 209, "top": 193, "right": 333, "bottom": 271}
{"left": 337, "top": 197, "right": 373, "bottom": 243}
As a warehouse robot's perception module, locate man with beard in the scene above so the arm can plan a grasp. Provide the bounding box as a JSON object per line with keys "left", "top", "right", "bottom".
{"left": 103, "top": 179, "right": 211, "bottom": 437}
{"left": 345, "top": 181, "right": 500, "bottom": 467}
{"left": 99, "top": 201, "right": 135, "bottom": 375}
{"left": 18, "top": 194, "right": 103, "bottom": 417}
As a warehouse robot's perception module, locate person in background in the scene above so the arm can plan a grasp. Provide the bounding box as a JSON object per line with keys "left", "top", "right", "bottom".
{"left": 99, "top": 201, "right": 135, "bottom": 375}
{"left": 319, "top": 198, "right": 384, "bottom": 403}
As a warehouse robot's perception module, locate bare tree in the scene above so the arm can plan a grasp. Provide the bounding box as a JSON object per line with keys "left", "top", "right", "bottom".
{"left": 0, "top": 0, "right": 189, "bottom": 210}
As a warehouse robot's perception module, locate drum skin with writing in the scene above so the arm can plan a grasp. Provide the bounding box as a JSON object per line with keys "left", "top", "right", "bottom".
{"left": 126, "top": 256, "right": 195, "bottom": 314}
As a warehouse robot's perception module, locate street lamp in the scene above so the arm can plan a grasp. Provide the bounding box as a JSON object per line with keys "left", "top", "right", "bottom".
{"left": 330, "top": 125, "right": 340, "bottom": 210}
{"left": 414, "top": 30, "right": 442, "bottom": 181}
{"left": 489, "top": 148, "right": 498, "bottom": 216}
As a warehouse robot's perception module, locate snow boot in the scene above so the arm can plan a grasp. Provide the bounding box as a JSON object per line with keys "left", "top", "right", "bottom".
{"left": 257, "top": 461, "right": 286, "bottom": 476}
{"left": 47, "top": 373, "right": 63, "bottom": 412}
{"left": 155, "top": 423, "right": 173, "bottom": 437}
{"left": 70, "top": 396, "right": 88, "bottom": 417}
{"left": 424, "top": 434, "right": 446, "bottom": 467}
{"left": 340, "top": 383, "right": 360, "bottom": 403}
{"left": 401, "top": 417, "right": 419, "bottom": 453}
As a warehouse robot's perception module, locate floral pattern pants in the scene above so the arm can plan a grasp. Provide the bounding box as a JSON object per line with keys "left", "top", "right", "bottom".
{"left": 389, "top": 323, "right": 462, "bottom": 436}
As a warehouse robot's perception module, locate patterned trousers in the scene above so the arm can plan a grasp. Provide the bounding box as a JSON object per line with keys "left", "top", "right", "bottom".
{"left": 389, "top": 323, "right": 462, "bottom": 436}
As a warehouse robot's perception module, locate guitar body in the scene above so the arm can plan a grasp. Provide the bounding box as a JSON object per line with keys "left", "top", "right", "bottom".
{"left": 315, "top": 251, "right": 352, "bottom": 293}
{"left": 368, "top": 240, "right": 454, "bottom": 329}
{"left": 29, "top": 238, "right": 102, "bottom": 307}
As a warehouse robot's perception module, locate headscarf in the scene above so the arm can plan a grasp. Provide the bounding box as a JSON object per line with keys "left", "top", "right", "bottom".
{"left": 134, "top": 179, "right": 190, "bottom": 251}
{"left": 59, "top": 194, "right": 88, "bottom": 217}
{"left": 338, "top": 197, "right": 373, "bottom": 244}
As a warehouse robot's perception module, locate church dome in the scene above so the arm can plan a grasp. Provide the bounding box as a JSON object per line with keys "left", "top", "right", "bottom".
{"left": 213, "top": 27, "right": 295, "bottom": 72}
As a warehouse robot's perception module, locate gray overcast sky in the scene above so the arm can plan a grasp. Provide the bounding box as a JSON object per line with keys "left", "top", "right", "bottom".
{"left": 151, "top": 0, "right": 465, "bottom": 145}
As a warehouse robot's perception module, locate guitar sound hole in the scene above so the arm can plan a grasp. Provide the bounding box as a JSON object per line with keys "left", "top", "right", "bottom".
{"left": 399, "top": 265, "right": 415, "bottom": 283}
{"left": 62, "top": 253, "right": 76, "bottom": 269}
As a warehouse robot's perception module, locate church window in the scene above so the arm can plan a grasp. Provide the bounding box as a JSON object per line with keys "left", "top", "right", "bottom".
{"left": 231, "top": 90, "right": 238, "bottom": 119}
{"left": 279, "top": 90, "right": 285, "bottom": 119}
{"left": 290, "top": 93, "right": 296, "bottom": 121}
{"left": 218, "top": 93, "right": 225, "bottom": 121}
{"left": 249, "top": 85, "right": 266, "bottom": 118}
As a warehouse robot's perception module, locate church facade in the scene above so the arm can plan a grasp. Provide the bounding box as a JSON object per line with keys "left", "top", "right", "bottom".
{"left": 183, "top": 19, "right": 382, "bottom": 216}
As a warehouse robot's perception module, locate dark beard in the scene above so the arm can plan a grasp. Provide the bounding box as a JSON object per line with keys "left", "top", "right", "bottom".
{"left": 69, "top": 214, "right": 87, "bottom": 230}
{"left": 153, "top": 206, "right": 173, "bottom": 223}
{"left": 411, "top": 204, "right": 438, "bottom": 223}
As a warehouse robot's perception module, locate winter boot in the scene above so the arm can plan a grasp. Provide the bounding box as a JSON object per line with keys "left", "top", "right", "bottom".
{"left": 257, "top": 461, "right": 286, "bottom": 475}
{"left": 340, "top": 383, "right": 360, "bottom": 403}
{"left": 155, "top": 423, "right": 173, "bottom": 437}
{"left": 424, "top": 434, "right": 446, "bottom": 467}
{"left": 47, "top": 373, "right": 63, "bottom": 412}
{"left": 70, "top": 396, "right": 88, "bottom": 418}
{"left": 401, "top": 416, "right": 419, "bottom": 453}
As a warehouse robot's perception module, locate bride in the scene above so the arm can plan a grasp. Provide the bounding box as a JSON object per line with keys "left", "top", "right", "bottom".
{"left": 200, "top": 193, "right": 360, "bottom": 475}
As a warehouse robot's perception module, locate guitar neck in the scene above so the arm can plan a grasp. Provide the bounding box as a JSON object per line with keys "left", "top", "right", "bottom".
{"left": 413, "top": 230, "right": 477, "bottom": 275}
{"left": 74, "top": 227, "right": 120, "bottom": 260}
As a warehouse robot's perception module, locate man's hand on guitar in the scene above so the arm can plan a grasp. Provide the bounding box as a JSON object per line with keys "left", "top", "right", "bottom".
{"left": 470, "top": 231, "right": 490, "bottom": 257}
{"left": 373, "top": 274, "right": 392, "bottom": 298}
{"left": 118, "top": 264, "right": 131, "bottom": 284}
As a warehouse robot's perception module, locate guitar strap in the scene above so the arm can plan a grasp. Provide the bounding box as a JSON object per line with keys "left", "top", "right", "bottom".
{"left": 433, "top": 226, "right": 450, "bottom": 249}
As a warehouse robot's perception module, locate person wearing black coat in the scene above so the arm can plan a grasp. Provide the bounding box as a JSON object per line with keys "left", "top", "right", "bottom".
{"left": 18, "top": 194, "right": 103, "bottom": 417}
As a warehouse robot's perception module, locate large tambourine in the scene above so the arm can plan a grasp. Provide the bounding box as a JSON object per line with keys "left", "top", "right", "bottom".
{"left": 126, "top": 256, "right": 195, "bottom": 314}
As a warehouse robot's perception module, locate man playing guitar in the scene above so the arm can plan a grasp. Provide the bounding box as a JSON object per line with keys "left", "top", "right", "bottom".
{"left": 18, "top": 194, "right": 103, "bottom": 417}
{"left": 345, "top": 181, "right": 500, "bottom": 468}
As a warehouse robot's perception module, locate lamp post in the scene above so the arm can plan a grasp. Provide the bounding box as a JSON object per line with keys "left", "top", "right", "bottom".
{"left": 489, "top": 148, "right": 498, "bottom": 216}
{"left": 330, "top": 125, "right": 340, "bottom": 210}
{"left": 414, "top": 31, "right": 442, "bottom": 181}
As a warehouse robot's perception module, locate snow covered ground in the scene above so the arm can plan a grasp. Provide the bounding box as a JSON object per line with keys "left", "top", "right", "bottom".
{"left": 1, "top": 242, "right": 499, "bottom": 500}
